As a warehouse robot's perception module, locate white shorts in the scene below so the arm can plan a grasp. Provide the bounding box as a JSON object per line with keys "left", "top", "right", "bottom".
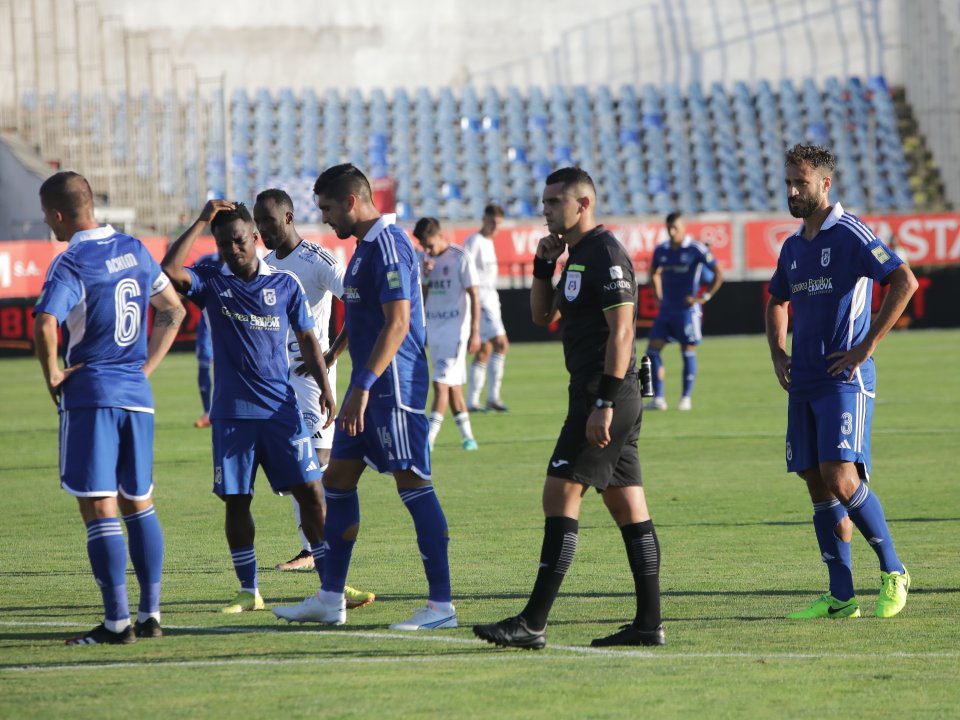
{"left": 429, "top": 337, "right": 468, "bottom": 386}
{"left": 480, "top": 298, "right": 506, "bottom": 342}
{"left": 289, "top": 363, "right": 337, "bottom": 450}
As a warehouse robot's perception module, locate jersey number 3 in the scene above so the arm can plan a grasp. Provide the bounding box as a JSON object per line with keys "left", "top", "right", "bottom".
{"left": 114, "top": 278, "right": 142, "bottom": 347}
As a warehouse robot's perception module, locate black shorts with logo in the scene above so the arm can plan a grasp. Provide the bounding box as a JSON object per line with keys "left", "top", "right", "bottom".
{"left": 546, "top": 372, "right": 643, "bottom": 491}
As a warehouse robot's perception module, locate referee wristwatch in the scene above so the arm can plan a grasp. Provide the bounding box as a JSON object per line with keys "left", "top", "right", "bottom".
{"left": 594, "top": 398, "right": 615, "bottom": 409}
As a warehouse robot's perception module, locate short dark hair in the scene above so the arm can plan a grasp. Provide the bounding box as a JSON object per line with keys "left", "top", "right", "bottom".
{"left": 666, "top": 211, "right": 683, "bottom": 226}
{"left": 313, "top": 163, "right": 372, "bottom": 203}
{"left": 483, "top": 203, "right": 505, "bottom": 218}
{"left": 545, "top": 166, "right": 596, "bottom": 195}
{"left": 412, "top": 217, "right": 441, "bottom": 242}
{"left": 210, "top": 202, "right": 253, "bottom": 235}
{"left": 39, "top": 171, "right": 94, "bottom": 219}
{"left": 785, "top": 144, "right": 837, "bottom": 173}
{"left": 255, "top": 188, "right": 294, "bottom": 211}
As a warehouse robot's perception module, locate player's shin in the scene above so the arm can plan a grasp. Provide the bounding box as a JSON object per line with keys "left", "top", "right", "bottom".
{"left": 620, "top": 520, "right": 662, "bottom": 630}
{"left": 122, "top": 506, "right": 164, "bottom": 621}
{"left": 86, "top": 518, "right": 131, "bottom": 630}
{"left": 648, "top": 349, "right": 664, "bottom": 398}
{"left": 812, "top": 500, "right": 854, "bottom": 601}
{"left": 399, "top": 486, "right": 452, "bottom": 602}
{"left": 842, "top": 483, "right": 904, "bottom": 574}
{"left": 520, "top": 516, "right": 579, "bottom": 630}
{"left": 320, "top": 487, "right": 359, "bottom": 594}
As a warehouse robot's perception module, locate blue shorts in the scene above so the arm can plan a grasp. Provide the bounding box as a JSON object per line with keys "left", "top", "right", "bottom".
{"left": 59, "top": 408, "right": 154, "bottom": 499}
{"left": 786, "top": 391, "right": 873, "bottom": 478}
{"left": 211, "top": 413, "right": 321, "bottom": 496}
{"left": 331, "top": 404, "right": 431, "bottom": 479}
{"left": 649, "top": 306, "right": 702, "bottom": 345}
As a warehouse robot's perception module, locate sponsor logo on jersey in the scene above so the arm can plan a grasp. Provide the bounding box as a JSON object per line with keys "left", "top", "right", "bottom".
{"left": 344, "top": 286, "right": 360, "bottom": 302}
{"left": 603, "top": 279, "right": 632, "bottom": 291}
{"left": 872, "top": 245, "right": 891, "bottom": 263}
{"left": 821, "top": 248, "right": 831, "bottom": 267}
{"left": 609, "top": 266, "right": 623, "bottom": 280}
{"left": 220, "top": 305, "right": 281, "bottom": 330}
{"left": 263, "top": 288, "right": 276, "bottom": 306}
{"left": 104, "top": 253, "right": 138, "bottom": 273}
{"left": 564, "top": 271, "right": 581, "bottom": 301}
{"left": 790, "top": 276, "right": 834, "bottom": 296}
{"left": 426, "top": 308, "right": 462, "bottom": 321}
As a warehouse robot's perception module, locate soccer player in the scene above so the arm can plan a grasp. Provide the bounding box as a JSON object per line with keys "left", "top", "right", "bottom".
{"left": 33, "top": 171, "right": 186, "bottom": 644}
{"left": 272, "top": 164, "right": 456, "bottom": 630}
{"left": 464, "top": 203, "right": 510, "bottom": 412}
{"left": 162, "top": 200, "right": 335, "bottom": 614}
{"left": 254, "top": 188, "right": 375, "bottom": 608}
{"left": 192, "top": 251, "right": 217, "bottom": 429}
{"left": 644, "top": 212, "right": 724, "bottom": 411}
{"left": 473, "top": 168, "right": 664, "bottom": 649}
{"left": 766, "top": 144, "right": 917, "bottom": 619}
{"left": 412, "top": 216, "right": 481, "bottom": 451}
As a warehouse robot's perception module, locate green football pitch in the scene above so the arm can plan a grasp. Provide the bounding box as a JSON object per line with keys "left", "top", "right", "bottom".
{"left": 2, "top": 331, "right": 959, "bottom": 719}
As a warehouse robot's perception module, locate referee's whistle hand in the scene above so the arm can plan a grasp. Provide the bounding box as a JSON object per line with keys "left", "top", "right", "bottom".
{"left": 586, "top": 408, "right": 613, "bottom": 448}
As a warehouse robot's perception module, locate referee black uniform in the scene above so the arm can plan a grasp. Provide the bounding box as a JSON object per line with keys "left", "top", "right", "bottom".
{"left": 547, "top": 225, "right": 643, "bottom": 490}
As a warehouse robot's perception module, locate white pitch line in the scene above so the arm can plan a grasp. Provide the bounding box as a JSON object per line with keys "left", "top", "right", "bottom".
{"left": 1, "top": 620, "right": 958, "bottom": 670}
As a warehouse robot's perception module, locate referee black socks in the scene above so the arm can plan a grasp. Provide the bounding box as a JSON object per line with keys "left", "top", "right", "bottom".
{"left": 520, "top": 516, "right": 579, "bottom": 631}
{"left": 620, "top": 519, "right": 662, "bottom": 631}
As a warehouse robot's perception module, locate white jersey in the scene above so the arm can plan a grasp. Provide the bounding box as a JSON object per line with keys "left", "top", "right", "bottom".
{"left": 463, "top": 231, "right": 500, "bottom": 308}
{"left": 422, "top": 244, "right": 478, "bottom": 348}
{"left": 264, "top": 240, "right": 344, "bottom": 354}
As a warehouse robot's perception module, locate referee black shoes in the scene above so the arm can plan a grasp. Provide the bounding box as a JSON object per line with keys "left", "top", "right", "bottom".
{"left": 473, "top": 615, "right": 547, "bottom": 650}
{"left": 591, "top": 622, "right": 666, "bottom": 647}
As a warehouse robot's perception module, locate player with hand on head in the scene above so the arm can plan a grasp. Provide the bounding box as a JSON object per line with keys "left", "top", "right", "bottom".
{"left": 412, "top": 216, "right": 481, "bottom": 451}
{"left": 272, "top": 164, "right": 456, "bottom": 630}
{"left": 766, "top": 144, "right": 917, "bottom": 620}
{"left": 162, "top": 200, "right": 335, "bottom": 615}
{"left": 34, "top": 171, "right": 186, "bottom": 644}
{"left": 474, "top": 167, "right": 664, "bottom": 650}
{"left": 644, "top": 212, "right": 723, "bottom": 411}
{"left": 254, "top": 188, "right": 374, "bottom": 609}
{"left": 464, "top": 203, "right": 510, "bottom": 412}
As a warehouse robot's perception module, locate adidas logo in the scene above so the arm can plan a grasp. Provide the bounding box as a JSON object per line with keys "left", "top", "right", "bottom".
{"left": 219, "top": 289, "right": 233, "bottom": 298}
{"left": 305, "top": 461, "right": 318, "bottom": 471}
{"left": 837, "top": 440, "right": 852, "bottom": 450}
{"left": 790, "top": 260, "right": 797, "bottom": 270}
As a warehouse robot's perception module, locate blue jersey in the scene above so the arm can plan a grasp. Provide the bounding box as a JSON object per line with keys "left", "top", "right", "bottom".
{"left": 768, "top": 203, "right": 903, "bottom": 397}
{"left": 186, "top": 260, "right": 315, "bottom": 420}
{"left": 651, "top": 237, "right": 717, "bottom": 311}
{"left": 33, "top": 225, "right": 169, "bottom": 412}
{"left": 342, "top": 214, "right": 429, "bottom": 412}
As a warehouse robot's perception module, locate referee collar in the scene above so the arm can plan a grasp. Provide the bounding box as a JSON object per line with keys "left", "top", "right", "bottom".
{"left": 360, "top": 213, "right": 398, "bottom": 243}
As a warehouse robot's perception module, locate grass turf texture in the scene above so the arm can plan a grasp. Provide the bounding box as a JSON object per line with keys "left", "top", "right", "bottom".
{"left": 1, "top": 330, "right": 959, "bottom": 718}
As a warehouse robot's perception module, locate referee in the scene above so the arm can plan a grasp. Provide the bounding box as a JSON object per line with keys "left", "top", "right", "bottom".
{"left": 473, "top": 167, "right": 665, "bottom": 649}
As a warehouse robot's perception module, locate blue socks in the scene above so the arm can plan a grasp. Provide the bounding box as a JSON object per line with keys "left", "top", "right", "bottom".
{"left": 229, "top": 545, "right": 258, "bottom": 591}
{"left": 321, "top": 488, "right": 360, "bottom": 594}
{"left": 85, "top": 518, "right": 130, "bottom": 624}
{"left": 399, "top": 486, "right": 452, "bottom": 603}
{"left": 682, "top": 350, "right": 697, "bottom": 398}
{"left": 198, "top": 366, "right": 212, "bottom": 414}
{"left": 648, "top": 348, "right": 664, "bottom": 398}
{"left": 812, "top": 499, "right": 854, "bottom": 601}
{"left": 843, "top": 483, "right": 904, "bottom": 574}
{"left": 122, "top": 506, "right": 164, "bottom": 619}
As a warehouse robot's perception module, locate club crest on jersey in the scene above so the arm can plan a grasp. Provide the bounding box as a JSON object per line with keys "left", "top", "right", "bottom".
{"left": 262, "top": 288, "right": 276, "bottom": 306}
{"left": 564, "top": 271, "right": 581, "bottom": 301}
{"left": 821, "top": 248, "right": 831, "bottom": 267}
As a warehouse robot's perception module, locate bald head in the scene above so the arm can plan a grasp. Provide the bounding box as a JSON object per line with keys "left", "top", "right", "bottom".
{"left": 39, "top": 171, "right": 94, "bottom": 220}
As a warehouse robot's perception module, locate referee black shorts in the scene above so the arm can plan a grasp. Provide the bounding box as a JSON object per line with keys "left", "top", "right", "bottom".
{"left": 545, "top": 373, "right": 643, "bottom": 491}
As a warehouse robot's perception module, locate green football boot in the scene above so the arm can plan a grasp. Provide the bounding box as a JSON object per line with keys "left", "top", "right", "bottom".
{"left": 787, "top": 592, "right": 861, "bottom": 619}
{"left": 875, "top": 566, "right": 911, "bottom": 618}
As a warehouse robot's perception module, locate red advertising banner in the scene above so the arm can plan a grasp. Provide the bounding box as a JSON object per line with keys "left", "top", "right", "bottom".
{"left": 745, "top": 213, "right": 960, "bottom": 271}
{"left": 0, "top": 236, "right": 167, "bottom": 300}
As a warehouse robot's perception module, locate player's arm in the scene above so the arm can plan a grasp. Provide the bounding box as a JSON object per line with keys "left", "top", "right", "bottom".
{"left": 650, "top": 267, "right": 663, "bottom": 306}
{"left": 33, "top": 312, "right": 82, "bottom": 406}
{"left": 692, "top": 263, "right": 724, "bottom": 305}
{"left": 143, "top": 282, "right": 186, "bottom": 377}
{"left": 466, "top": 285, "right": 481, "bottom": 353}
{"left": 324, "top": 326, "right": 348, "bottom": 367}
{"left": 586, "top": 302, "right": 634, "bottom": 449}
{"left": 826, "top": 264, "right": 918, "bottom": 380}
{"left": 765, "top": 295, "right": 791, "bottom": 391}
{"left": 338, "top": 299, "right": 410, "bottom": 436}
{"left": 162, "top": 200, "right": 235, "bottom": 292}
{"left": 531, "top": 234, "right": 564, "bottom": 326}
{"left": 295, "top": 329, "right": 337, "bottom": 428}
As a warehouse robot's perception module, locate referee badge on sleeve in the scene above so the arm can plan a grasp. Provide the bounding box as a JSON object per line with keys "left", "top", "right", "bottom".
{"left": 564, "top": 271, "right": 581, "bottom": 301}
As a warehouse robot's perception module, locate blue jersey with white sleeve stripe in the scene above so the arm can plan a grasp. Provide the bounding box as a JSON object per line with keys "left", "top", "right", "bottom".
{"left": 768, "top": 203, "right": 903, "bottom": 397}
{"left": 186, "top": 260, "right": 315, "bottom": 420}
{"left": 341, "top": 214, "right": 429, "bottom": 412}
{"left": 33, "top": 225, "right": 169, "bottom": 412}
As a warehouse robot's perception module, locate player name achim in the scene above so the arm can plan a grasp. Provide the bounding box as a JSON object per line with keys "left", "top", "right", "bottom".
{"left": 791, "top": 275, "right": 834, "bottom": 296}
{"left": 220, "top": 305, "right": 281, "bottom": 330}
{"left": 104, "top": 253, "right": 138, "bottom": 273}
